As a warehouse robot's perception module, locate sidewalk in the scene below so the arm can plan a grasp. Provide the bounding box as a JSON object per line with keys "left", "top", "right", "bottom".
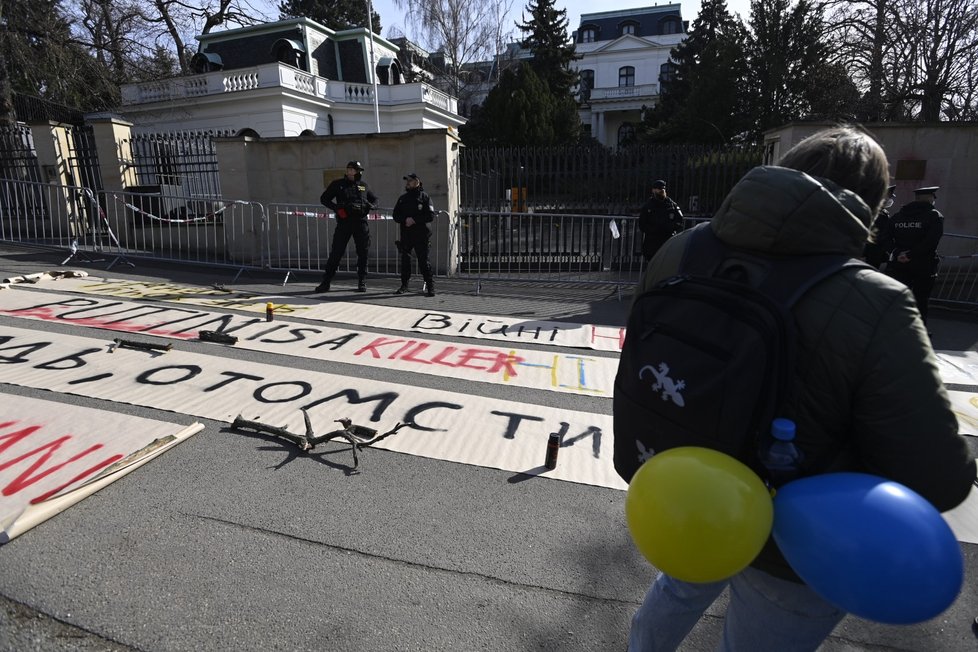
{"left": 0, "top": 244, "right": 975, "bottom": 652}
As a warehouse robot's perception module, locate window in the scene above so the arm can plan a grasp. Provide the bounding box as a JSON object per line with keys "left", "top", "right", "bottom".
{"left": 620, "top": 21, "right": 638, "bottom": 36}
{"left": 619, "top": 66, "right": 635, "bottom": 87}
{"left": 580, "top": 69, "right": 594, "bottom": 93}
{"left": 581, "top": 27, "right": 597, "bottom": 43}
{"left": 659, "top": 62, "right": 678, "bottom": 84}
{"left": 618, "top": 123, "right": 635, "bottom": 147}
{"left": 660, "top": 17, "right": 682, "bottom": 35}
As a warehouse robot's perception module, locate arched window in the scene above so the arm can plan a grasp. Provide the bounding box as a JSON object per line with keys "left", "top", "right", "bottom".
{"left": 235, "top": 128, "right": 260, "bottom": 138}
{"left": 619, "top": 66, "right": 635, "bottom": 87}
{"left": 620, "top": 21, "right": 639, "bottom": 36}
{"left": 299, "top": 129, "right": 317, "bottom": 137}
{"left": 271, "top": 38, "right": 306, "bottom": 69}
{"left": 659, "top": 62, "right": 678, "bottom": 84}
{"left": 580, "top": 25, "right": 597, "bottom": 43}
{"left": 618, "top": 123, "right": 635, "bottom": 147}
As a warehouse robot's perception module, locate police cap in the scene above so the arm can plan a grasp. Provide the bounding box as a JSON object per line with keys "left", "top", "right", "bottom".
{"left": 651, "top": 179, "right": 667, "bottom": 190}
{"left": 403, "top": 172, "right": 420, "bottom": 181}
{"left": 346, "top": 160, "right": 365, "bottom": 171}
{"left": 914, "top": 186, "right": 939, "bottom": 197}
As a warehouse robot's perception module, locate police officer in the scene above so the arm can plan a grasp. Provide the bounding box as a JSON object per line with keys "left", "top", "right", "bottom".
{"left": 638, "top": 179, "right": 684, "bottom": 262}
{"left": 392, "top": 172, "right": 435, "bottom": 296}
{"left": 316, "top": 161, "right": 378, "bottom": 293}
{"left": 887, "top": 186, "right": 944, "bottom": 323}
{"left": 863, "top": 184, "right": 896, "bottom": 269}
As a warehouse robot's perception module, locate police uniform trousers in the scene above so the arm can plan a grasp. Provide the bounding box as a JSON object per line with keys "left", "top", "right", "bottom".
{"left": 887, "top": 257, "right": 938, "bottom": 323}
{"left": 399, "top": 227, "right": 433, "bottom": 286}
{"left": 322, "top": 218, "right": 370, "bottom": 282}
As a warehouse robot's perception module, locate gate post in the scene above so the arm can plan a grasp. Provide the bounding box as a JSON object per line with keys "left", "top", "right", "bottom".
{"left": 85, "top": 114, "right": 136, "bottom": 239}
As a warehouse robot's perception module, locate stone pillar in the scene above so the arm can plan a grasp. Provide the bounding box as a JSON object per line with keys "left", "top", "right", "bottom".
{"left": 28, "top": 122, "right": 79, "bottom": 237}
{"left": 86, "top": 114, "right": 135, "bottom": 192}
{"left": 85, "top": 114, "right": 136, "bottom": 241}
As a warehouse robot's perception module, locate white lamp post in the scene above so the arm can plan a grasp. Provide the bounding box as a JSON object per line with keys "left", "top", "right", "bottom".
{"left": 366, "top": 0, "right": 381, "bottom": 133}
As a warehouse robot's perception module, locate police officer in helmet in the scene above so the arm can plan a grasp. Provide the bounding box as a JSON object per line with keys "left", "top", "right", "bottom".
{"left": 316, "top": 160, "right": 378, "bottom": 293}
{"left": 887, "top": 186, "right": 944, "bottom": 323}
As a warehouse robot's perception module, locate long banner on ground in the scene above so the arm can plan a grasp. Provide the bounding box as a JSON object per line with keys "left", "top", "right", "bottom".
{"left": 11, "top": 274, "right": 629, "bottom": 352}
{"left": 0, "top": 325, "right": 626, "bottom": 491}
{"left": 0, "top": 288, "right": 617, "bottom": 398}
{"left": 0, "top": 394, "right": 202, "bottom": 543}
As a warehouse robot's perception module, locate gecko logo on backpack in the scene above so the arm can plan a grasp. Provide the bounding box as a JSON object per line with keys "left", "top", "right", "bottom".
{"left": 613, "top": 223, "right": 867, "bottom": 483}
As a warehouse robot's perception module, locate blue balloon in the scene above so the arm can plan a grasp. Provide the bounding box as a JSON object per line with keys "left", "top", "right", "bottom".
{"left": 772, "top": 472, "right": 963, "bottom": 624}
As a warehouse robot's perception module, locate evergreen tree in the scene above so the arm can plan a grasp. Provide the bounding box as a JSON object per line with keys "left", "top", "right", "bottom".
{"left": 460, "top": 62, "right": 558, "bottom": 146}
{"left": 745, "top": 0, "right": 852, "bottom": 135}
{"left": 639, "top": 0, "right": 749, "bottom": 143}
{"left": 0, "top": 0, "right": 118, "bottom": 117}
{"left": 279, "top": 0, "right": 381, "bottom": 34}
{"left": 515, "top": 0, "right": 579, "bottom": 142}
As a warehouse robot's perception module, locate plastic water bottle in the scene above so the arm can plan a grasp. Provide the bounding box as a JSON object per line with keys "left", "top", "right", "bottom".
{"left": 761, "top": 418, "right": 802, "bottom": 486}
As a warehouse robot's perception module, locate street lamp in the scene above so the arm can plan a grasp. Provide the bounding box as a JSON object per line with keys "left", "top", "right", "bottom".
{"left": 366, "top": 0, "right": 381, "bottom": 133}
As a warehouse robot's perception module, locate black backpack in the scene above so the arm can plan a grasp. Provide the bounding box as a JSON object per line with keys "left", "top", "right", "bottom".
{"left": 613, "top": 222, "right": 869, "bottom": 483}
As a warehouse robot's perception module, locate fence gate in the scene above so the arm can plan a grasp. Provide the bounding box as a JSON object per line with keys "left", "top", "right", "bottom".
{"left": 459, "top": 143, "right": 763, "bottom": 217}
{"left": 63, "top": 125, "right": 103, "bottom": 193}
{"left": 127, "top": 130, "right": 231, "bottom": 210}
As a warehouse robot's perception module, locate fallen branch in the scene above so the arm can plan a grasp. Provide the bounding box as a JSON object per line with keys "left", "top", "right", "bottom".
{"left": 230, "top": 409, "right": 411, "bottom": 470}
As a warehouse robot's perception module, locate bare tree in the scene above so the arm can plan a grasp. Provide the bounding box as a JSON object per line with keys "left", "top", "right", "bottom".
{"left": 394, "top": 0, "right": 515, "bottom": 98}
{"left": 824, "top": 0, "right": 978, "bottom": 121}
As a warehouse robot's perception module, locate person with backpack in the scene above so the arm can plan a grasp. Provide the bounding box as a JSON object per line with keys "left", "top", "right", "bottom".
{"left": 315, "top": 160, "right": 378, "bottom": 293}
{"left": 392, "top": 172, "right": 436, "bottom": 297}
{"left": 637, "top": 179, "right": 684, "bottom": 262}
{"left": 616, "top": 127, "right": 975, "bottom": 651}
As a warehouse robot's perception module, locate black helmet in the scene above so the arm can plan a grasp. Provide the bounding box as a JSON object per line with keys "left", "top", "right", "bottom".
{"left": 346, "top": 160, "right": 365, "bottom": 171}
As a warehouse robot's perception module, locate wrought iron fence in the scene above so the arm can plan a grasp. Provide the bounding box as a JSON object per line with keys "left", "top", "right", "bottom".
{"left": 459, "top": 143, "right": 764, "bottom": 216}
{"left": 127, "top": 129, "right": 231, "bottom": 201}
{"left": 0, "top": 124, "right": 42, "bottom": 184}
{"left": 63, "top": 125, "right": 103, "bottom": 193}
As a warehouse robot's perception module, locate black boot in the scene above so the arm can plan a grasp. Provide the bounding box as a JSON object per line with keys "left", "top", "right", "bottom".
{"left": 424, "top": 279, "right": 435, "bottom": 297}
{"left": 395, "top": 282, "right": 410, "bottom": 294}
{"left": 315, "top": 279, "right": 330, "bottom": 293}
{"left": 357, "top": 279, "right": 367, "bottom": 292}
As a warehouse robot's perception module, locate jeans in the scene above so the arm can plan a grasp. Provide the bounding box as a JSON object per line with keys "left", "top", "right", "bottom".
{"left": 628, "top": 568, "right": 845, "bottom": 651}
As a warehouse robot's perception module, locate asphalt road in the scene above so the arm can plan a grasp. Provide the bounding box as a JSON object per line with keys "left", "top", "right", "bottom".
{"left": 0, "top": 244, "right": 976, "bottom": 652}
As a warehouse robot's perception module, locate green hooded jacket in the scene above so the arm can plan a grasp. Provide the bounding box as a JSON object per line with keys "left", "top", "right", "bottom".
{"left": 631, "top": 166, "right": 975, "bottom": 580}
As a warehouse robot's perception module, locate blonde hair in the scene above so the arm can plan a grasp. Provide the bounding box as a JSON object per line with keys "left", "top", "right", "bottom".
{"left": 778, "top": 126, "right": 889, "bottom": 214}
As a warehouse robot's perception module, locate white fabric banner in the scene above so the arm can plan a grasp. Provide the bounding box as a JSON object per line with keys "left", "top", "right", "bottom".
{"left": 0, "top": 394, "right": 202, "bottom": 543}
{"left": 0, "top": 325, "right": 625, "bottom": 491}
{"left": 0, "top": 288, "right": 617, "bottom": 398}
{"left": 27, "top": 275, "right": 629, "bottom": 352}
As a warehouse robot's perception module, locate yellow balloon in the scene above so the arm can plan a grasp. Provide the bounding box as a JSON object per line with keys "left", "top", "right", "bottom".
{"left": 625, "top": 446, "right": 774, "bottom": 583}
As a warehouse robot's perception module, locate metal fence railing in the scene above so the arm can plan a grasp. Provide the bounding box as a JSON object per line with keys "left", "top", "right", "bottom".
{"left": 932, "top": 233, "right": 978, "bottom": 310}
{"left": 262, "top": 204, "right": 451, "bottom": 283}
{"left": 0, "top": 177, "right": 975, "bottom": 310}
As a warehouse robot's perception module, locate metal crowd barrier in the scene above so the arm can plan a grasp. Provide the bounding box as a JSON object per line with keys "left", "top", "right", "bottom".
{"left": 264, "top": 203, "right": 450, "bottom": 284}
{"left": 0, "top": 177, "right": 975, "bottom": 309}
{"left": 934, "top": 233, "right": 978, "bottom": 308}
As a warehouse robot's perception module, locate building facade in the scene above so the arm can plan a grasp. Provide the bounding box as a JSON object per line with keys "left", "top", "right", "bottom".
{"left": 116, "top": 18, "right": 465, "bottom": 137}
{"left": 571, "top": 4, "right": 687, "bottom": 148}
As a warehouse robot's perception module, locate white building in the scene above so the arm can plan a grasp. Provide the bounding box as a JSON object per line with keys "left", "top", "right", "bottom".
{"left": 116, "top": 18, "right": 465, "bottom": 137}
{"left": 571, "top": 4, "right": 687, "bottom": 147}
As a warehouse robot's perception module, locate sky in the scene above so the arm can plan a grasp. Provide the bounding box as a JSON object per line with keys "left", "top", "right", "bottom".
{"left": 253, "top": 1, "right": 755, "bottom": 44}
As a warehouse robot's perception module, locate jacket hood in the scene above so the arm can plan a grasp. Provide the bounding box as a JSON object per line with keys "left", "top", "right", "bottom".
{"left": 711, "top": 166, "right": 873, "bottom": 257}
